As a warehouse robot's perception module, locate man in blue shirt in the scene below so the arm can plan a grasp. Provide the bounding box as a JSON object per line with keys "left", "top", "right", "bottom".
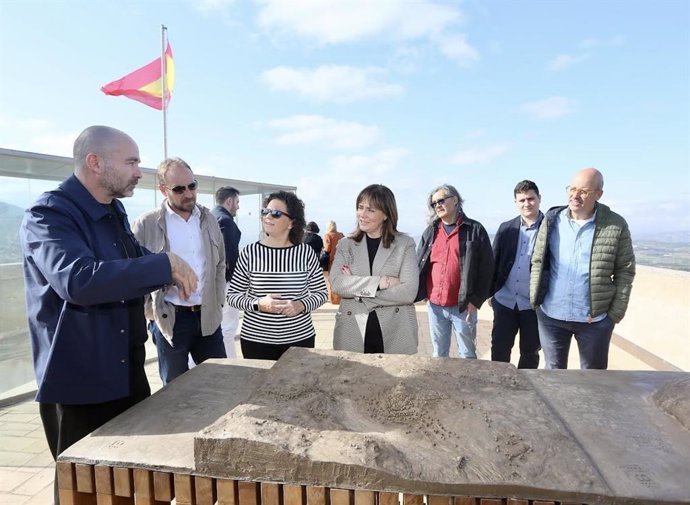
{"left": 489, "top": 180, "right": 543, "bottom": 368}
{"left": 530, "top": 168, "right": 636, "bottom": 369}
{"left": 20, "top": 125, "right": 197, "bottom": 502}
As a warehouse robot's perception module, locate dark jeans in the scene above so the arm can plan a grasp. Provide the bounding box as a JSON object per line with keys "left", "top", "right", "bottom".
{"left": 490, "top": 300, "right": 540, "bottom": 369}
{"left": 150, "top": 311, "right": 226, "bottom": 385}
{"left": 40, "top": 350, "right": 150, "bottom": 504}
{"left": 241, "top": 336, "right": 315, "bottom": 361}
{"left": 536, "top": 307, "right": 615, "bottom": 369}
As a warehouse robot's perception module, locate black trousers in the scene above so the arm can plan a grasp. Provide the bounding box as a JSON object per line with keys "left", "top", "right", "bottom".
{"left": 241, "top": 335, "right": 315, "bottom": 361}
{"left": 41, "top": 349, "right": 150, "bottom": 504}
{"left": 490, "top": 299, "right": 540, "bottom": 369}
{"left": 364, "top": 311, "right": 384, "bottom": 354}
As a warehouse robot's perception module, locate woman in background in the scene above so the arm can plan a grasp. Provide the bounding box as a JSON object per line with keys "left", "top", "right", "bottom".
{"left": 322, "top": 220, "right": 344, "bottom": 304}
{"left": 330, "top": 184, "right": 419, "bottom": 354}
{"left": 227, "top": 191, "right": 327, "bottom": 360}
{"left": 303, "top": 221, "right": 323, "bottom": 259}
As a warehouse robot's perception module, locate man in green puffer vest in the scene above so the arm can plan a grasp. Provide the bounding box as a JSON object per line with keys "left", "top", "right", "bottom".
{"left": 530, "top": 168, "right": 636, "bottom": 369}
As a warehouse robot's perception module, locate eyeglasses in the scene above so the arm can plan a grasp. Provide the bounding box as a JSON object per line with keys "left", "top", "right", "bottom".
{"left": 167, "top": 181, "right": 198, "bottom": 194}
{"left": 431, "top": 196, "right": 452, "bottom": 208}
{"left": 261, "top": 208, "right": 292, "bottom": 219}
{"left": 566, "top": 185, "right": 597, "bottom": 198}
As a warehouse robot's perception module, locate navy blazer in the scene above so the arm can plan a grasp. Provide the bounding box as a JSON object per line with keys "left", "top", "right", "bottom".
{"left": 211, "top": 205, "right": 241, "bottom": 282}
{"left": 20, "top": 175, "right": 172, "bottom": 404}
{"left": 490, "top": 213, "right": 543, "bottom": 297}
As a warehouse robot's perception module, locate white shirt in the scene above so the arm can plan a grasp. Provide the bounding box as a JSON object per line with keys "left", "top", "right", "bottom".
{"left": 163, "top": 202, "right": 205, "bottom": 306}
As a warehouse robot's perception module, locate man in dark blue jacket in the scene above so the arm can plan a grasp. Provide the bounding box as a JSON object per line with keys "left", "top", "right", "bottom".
{"left": 211, "top": 186, "right": 241, "bottom": 357}
{"left": 489, "top": 180, "right": 543, "bottom": 368}
{"left": 20, "top": 126, "right": 197, "bottom": 502}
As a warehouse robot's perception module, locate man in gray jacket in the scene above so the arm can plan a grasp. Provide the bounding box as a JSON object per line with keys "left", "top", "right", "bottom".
{"left": 133, "top": 157, "right": 226, "bottom": 384}
{"left": 530, "top": 168, "right": 635, "bottom": 369}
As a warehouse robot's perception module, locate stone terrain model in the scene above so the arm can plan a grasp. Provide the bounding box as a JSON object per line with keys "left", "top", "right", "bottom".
{"left": 195, "top": 348, "right": 690, "bottom": 505}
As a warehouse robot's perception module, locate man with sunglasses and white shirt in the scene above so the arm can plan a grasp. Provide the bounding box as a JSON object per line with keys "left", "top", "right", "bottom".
{"left": 530, "top": 168, "right": 635, "bottom": 369}
{"left": 416, "top": 184, "right": 494, "bottom": 358}
{"left": 133, "top": 157, "right": 227, "bottom": 384}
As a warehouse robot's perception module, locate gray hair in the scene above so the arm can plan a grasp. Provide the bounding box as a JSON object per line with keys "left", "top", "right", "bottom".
{"left": 425, "top": 184, "right": 464, "bottom": 224}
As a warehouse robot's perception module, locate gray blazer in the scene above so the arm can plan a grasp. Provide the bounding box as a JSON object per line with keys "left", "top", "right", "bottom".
{"left": 132, "top": 202, "right": 225, "bottom": 344}
{"left": 330, "top": 233, "right": 419, "bottom": 354}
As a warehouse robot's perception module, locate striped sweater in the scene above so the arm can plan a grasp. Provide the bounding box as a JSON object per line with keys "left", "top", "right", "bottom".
{"left": 227, "top": 242, "right": 328, "bottom": 344}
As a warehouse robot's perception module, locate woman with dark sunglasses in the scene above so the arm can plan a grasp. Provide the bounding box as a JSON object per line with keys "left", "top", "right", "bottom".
{"left": 226, "top": 191, "right": 327, "bottom": 360}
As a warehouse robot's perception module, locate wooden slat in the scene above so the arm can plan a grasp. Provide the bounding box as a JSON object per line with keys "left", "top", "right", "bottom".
{"left": 113, "top": 468, "right": 134, "bottom": 498}
{"left": 507, "top": 499, "right": 529, "bottom": 505}
{"left": 479, "top": 500, "right": 502, "bottom": 505}
{"left": 95, "top": 466, "right": 114, "bottom": 496}
{"left": 238, "top": 481, "right": 260, "bottom": 505}
{"left": 428, "top": 496, "right": 451, "bottom": 505}
{"left": 93, "top": 466, "right": 135, "bottom": 505}
{"left": 354, "top": 490, "right": 376, "bottom": 505}
{"left": 195, "top": 476, "right": 217, "bottom": 505}
{"left": 217, "top": 479, "right": 238, "bottom": 505}
{"left": 75, "top": 464, "right": 96, "bottom": 494}
{"left": 453, "top": 498, "right": 475, "bottom": 505}
{"left": 173, "top": 474, "right": 195, "bottom": 505}
{"left": 58, "top": 462, "right": 77, "bottom": 492}
{"left": 307, "top": 486, "right": 327, "bottom": 505}
{"left": 377, "top": 492, "right": 398, "bottom": 505}
{"left": 262, "top": 482, "right": 282, "bottom": 505}
{"left": 284, "top": 484, "right": 305, "bottom": 505}
{"left": 134, "top": 468, "right": 169, "bottom": 505}
{"left": 153, "top": 472, "right": 174, "bottom": 502}
{"left": 330, "top": 488, "right": 352, "bottom": 505}
{"left": 532, "top": 502, "right": 557, "bottom": 505}
{"left": 403, "top": 495, "right": 423, "bottom": 505}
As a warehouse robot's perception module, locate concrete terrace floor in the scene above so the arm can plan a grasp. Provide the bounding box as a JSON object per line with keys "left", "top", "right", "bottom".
{"left": 0, "top": 302, "right": 666, "bottom": 504}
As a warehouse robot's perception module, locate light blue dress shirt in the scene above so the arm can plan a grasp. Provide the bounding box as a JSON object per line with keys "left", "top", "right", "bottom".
{"left": 541, "top": 208, "right": 606, "bottom": 322}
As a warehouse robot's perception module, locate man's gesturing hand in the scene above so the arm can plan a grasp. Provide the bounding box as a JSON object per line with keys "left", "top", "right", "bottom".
{"left": 166, "top": 252, "right": 198, "bottom": 300}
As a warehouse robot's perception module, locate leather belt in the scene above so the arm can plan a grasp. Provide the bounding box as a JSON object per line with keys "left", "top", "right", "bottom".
{"left": 173, "top": 304, "right": 202, "bottom": 313}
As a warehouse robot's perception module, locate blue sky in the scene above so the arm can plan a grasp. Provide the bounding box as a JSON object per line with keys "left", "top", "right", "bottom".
{"left": 1, "top": 0, "right": 688, "bottom": 241}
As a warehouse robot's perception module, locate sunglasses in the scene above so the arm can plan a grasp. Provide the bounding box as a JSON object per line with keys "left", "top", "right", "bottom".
{"left": 166, "top": 181, "right": 198, "bottom": 194}
{"left": 261, "top": 208, "right": 292, "bottom": 219}
{"left": 431, "top": 196, "right": 452, "bottom": 208}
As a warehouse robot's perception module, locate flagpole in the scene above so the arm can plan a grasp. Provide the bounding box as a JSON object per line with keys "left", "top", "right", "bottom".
{"left": 161, "top": 24, "right": 168, "bottom": 160}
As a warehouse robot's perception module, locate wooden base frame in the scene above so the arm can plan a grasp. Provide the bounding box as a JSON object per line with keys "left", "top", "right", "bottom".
{"left": 57, "top": 462, "right": 586, "bottom": 505}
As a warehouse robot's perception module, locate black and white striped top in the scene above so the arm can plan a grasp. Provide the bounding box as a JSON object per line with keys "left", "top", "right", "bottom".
{"left": 227, "top": 242, "right": 328, "bottom": 345}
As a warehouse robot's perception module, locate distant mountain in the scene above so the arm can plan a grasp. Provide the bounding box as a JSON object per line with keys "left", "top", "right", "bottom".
{"left": 0, "top": 201, "right": 24, "bottom": 263}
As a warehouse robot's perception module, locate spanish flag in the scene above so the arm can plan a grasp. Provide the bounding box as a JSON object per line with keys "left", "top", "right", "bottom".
{"left": 101, "top": 42, "right": 175, "bottom": 110}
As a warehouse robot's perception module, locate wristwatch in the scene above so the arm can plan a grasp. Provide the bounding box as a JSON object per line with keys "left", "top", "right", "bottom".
{"left": 252, "top": 300, "right": 260, "bottom": 312}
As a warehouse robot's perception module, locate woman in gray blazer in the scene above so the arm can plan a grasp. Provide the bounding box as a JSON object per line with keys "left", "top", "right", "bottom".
{"left": 330, "top": 184, "right": 419, "bottom": 354}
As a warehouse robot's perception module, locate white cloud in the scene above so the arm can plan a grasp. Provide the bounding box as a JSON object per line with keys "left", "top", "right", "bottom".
{"left": 294, "top": 147, "right": 411, "bottom": 232}
{"left": 434, "top": 33, "right": 479, "bottom": 64}
{"left": 0, "top": 117, "right": 50, "bottom": 131}
{"left": 192, "top": 0, "right": 236, "bottom": 13}
{"left": 521, "top": 97, "right": 577, "bottom": 120}
{"left": 579, "top": 38, "right": 599, "bottom": 49}
{"left": 549, "top": 53, "right": 588, "bottom": 71}
{"left": 450, "top": 143, "right": 510, "bottom": 165}
{"left": 266, "top": 115, "right": 380, "bottom": 149}
{"left": 0, "top": 115, "right": 75, "bottom": 156}
{"left": 255, "top": 0, "right": 460, "bottom": 44}
{"left": 30, "top": 133, "right": 76, "bottom": 157}
{"left": 464, "top": 128, "right": 487, "bottom": 139}
{"left": 260, "top": 65, "right": 404, "bottom": 103}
